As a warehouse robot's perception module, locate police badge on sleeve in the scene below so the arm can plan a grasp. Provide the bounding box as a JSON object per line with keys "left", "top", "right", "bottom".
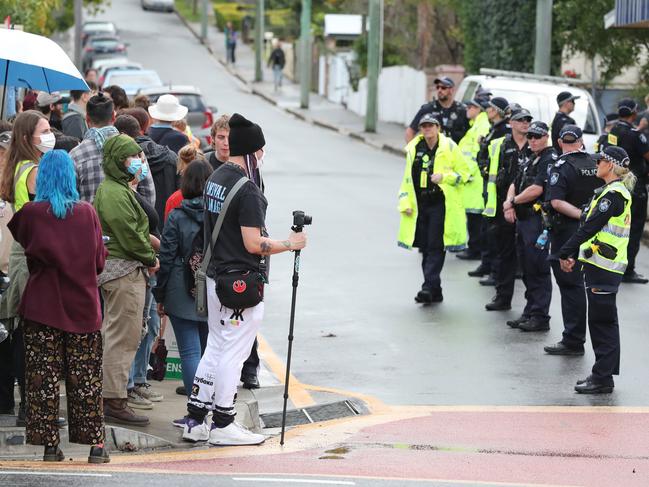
{"left": 550, "top": 173, "right": 560, "bottom": 185}
{"left": 598, "top": 198, "right": 611, "bottom": 213}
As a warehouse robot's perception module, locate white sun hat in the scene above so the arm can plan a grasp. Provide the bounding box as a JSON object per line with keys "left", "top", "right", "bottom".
{"left": 148, "top": 94, "right": 188, "bottom": 122}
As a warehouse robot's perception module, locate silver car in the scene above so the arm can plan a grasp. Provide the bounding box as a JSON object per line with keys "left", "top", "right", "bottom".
{"left": 141, "top": 0, "right": 174, "bottom": 12}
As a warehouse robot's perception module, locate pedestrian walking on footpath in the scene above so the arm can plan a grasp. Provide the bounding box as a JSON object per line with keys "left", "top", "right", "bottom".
{"left": 94, "top": 134, "right": 159, "bottom": 426}
{"left": 268, "top": 39, "right": 286, "bottom": 92}
{"left": 154, "top": 160, "right": 212, "bottom": 426}
{"left": 225, "top": 21, "right": 237, "bottom": 64}
{"left": 551, "top": 91, "right": 579, "bottom": 152}
{"left": 182, "top": 113, "right": 307, "bottom": 446}
{"left": 558, "top": 146, "right": 635, "bottom": 394}
{"left": 543, "top": 125, "right": 602, "bottom": 357}
{"left": 398, "top": 113, "right": 469, "bottom": 304}
{"left": 8, "top": 150, "right": 109, "bottom": 463}
{"left": 0, "top": 110, "right": 55, "bottom": 425}
{"left": 503, "top": 121, "right": 556, "bottom": 331}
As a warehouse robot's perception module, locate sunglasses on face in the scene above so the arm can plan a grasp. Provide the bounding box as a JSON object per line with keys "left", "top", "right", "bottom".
{"left": 436, "top": 86, "right": 450, "bottom": 91}
{"left": 596, "top": 159, "right": 611, "bottom": 166}
{"left": 526, "top": 133, "right": 544, "bottom": 140}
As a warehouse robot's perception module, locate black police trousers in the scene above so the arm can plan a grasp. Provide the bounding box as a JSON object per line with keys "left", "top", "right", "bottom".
{"left": 550, "top": 224, "right": 586, "bottom": 348}
{"left": 414, "top": 201, "right": 446, "bottom": 293}
{"left": 516, "top": 216, "right": 552, "bottom": 320}
{"left": 626, "top": 190, "right": 647, "bottom": 276}
{"left": 493, "top": 217, "right": 516, "bottom": 302}
{"left": 584, "top": 263, "right": 622, "bottom": 385}
{"left": 466, "top": 212, "right": 483, "bottom": 257}
{"left": 480, "top": 216, "right": 496, "bottom": 274}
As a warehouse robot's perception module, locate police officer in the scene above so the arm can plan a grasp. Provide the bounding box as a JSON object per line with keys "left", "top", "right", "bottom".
{"left": 468, "top": 97, "right": 511, "bottom": 279}
{"left": 483, "top": 108, "right": 532, "bottom": 311}
{"left": 456, "top": 99, "right": 491, "bottom": 260}
{"left": 503, "top": 121, "right": 556, "bottom": 330}
{"left": 543, "top": 125, "right": 602, "bottom": 356}
{"left": 558, "top": 146, "right": 635, "bottom": 393}
{"left": 597, "top": 99, "right": 649, "bottom": 284}
{"left": 551, "top": 91, "right": 579, "bottom": 151}
{"left": 405, "top": 77, "right": 470, "bottom": 144}
{"left": 398, "top": 113, "right": 469, "bottom": 303}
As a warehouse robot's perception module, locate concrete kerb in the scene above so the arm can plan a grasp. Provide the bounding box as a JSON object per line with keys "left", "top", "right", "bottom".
{"left": 175, "top": 10, "right": 405, "bottom": 158}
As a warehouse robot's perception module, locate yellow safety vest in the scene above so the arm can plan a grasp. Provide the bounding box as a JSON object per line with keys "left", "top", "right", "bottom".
{"left": 397, "top": 133, "right": 470, "bottom": 250}
{"left": 482, "top": 136, "right": 505, "bottom": 217}
{"left": 458, "top": 111, "right": 490, "bottom": 213}
{"left": 578, "top": 181, "right": 631, "bottom": 274}
{"left": 13, "top": 160, "right": 36, "bottom": 212}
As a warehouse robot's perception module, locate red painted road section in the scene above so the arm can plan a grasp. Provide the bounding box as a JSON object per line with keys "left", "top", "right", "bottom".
{"left": 121, "top": 411, "right": 649, "bottom": 486}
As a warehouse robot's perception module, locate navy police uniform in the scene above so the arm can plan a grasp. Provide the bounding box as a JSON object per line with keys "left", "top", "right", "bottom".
{"left": 551, "top": 92, "right": 580, "bottom": 152}
{"left": 545, "top": 141, "right": 601, "bottom": 351}
{"left": 410, "top": 100, "right": 469, "bottom": 144}
{"left": 512, "top": 141, "right": 556, "bottom": 325}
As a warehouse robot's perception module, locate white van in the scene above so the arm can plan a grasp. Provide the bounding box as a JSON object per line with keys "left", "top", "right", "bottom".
{"left": 455, "top": 69, "right": 602, "bottom": 151}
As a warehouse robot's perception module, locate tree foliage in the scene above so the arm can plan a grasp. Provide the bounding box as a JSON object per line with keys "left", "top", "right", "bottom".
{"left": 0, "top": 0, "right": 107, "bottom": 36}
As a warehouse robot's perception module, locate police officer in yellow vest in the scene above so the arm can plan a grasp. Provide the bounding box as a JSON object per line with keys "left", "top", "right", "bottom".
{"left": 455, "top": 98, "right": 491, "bottom": 261}
{"left": 558, "top": 146, "right": 634, "bottom": 394}
{"left": 398, "top": 113, "right": 469, "bottom": 304}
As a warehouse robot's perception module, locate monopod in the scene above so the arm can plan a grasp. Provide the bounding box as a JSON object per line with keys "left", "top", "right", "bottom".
{"left": 280, "top": 210, "right": 312, "bottom": 445}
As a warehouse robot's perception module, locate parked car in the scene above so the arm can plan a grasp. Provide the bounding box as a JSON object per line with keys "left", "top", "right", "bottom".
{"left": 82, "top": 35, "right": 128, "bottom": 72}
{"left": 103, "top": 70, "right": 163, "bottom": 97}
{"left": 137, "top": 85, "right": 217, "bottom": 148}
{"left": 456, "top": 69, "right": 602, "bottom": 151}
{"left": 82, "top": 21, "right": 118, "bottom": 46}
{"left": 141, "top": 0, "right": 174, "bottom": 12}
{"left": 99, "top": 62, "right": 143, "bottom": 87}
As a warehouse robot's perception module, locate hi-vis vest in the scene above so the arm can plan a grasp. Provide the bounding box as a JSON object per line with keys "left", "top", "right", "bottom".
{"left": 578, "top": 181, "right": 631, "bottom": 274}
{"left": 458, "top": 111, "right": 490, "bottom": 213}
{"left": 482, "top": 136, "right": 505, "bottom": 217}
{"left": 398, "top": 133, "right": 469, "bottom": 250}
{"left": 13, "top": 160, "right": 36, "bottom": 212}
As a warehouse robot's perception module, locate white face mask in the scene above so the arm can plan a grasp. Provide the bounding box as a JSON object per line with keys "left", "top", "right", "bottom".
{"left": 256, "top": 149, "right": 265, "bottom": 169}
{"left": 35, "top": 132, "right": 56, "bottom": 153}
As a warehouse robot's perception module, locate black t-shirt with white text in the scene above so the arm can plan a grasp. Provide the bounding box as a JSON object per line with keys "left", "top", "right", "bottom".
{"left": 203, "top": 163, "right": 267, "bottom": 278}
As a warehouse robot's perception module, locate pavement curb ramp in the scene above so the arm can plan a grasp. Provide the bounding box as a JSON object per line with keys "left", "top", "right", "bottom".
{"left": 175, "top": 10, "right": 405, "bottom": 158}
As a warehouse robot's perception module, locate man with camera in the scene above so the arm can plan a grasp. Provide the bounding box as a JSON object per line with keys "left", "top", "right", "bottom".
{"left": 182, "top": 113, "right": 307, "bottom": 446}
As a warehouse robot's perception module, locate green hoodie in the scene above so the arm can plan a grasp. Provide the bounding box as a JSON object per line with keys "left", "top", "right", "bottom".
{"left": 94, "top": 135, "right": 156, "bottom": 266}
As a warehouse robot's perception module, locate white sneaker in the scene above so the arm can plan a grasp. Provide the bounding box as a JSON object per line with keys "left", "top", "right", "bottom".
{"left": 182, "top": 418, "right": 210, "bottom": 442}
{"left": 133, "top": 383, "right": 163, "bottom": 402}
{"left": 127, "top": 389, "right": 153, "bottom": 410}
{"left": 208, "top": 421, "right": 265, "bottom": 446}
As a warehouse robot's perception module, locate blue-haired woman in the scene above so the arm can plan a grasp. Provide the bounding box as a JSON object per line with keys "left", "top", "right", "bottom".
{"left": 8, "top": 150, "right": 109, "bottom": 463}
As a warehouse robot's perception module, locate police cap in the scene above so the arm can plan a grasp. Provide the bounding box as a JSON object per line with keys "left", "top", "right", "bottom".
{"left": 596, "top": 146, "right": 630, "bottom": 168}
{"left": 510, "top": 108, "right": 532, "bottom": 122}
{"left": 559, "top": 124, "right": 583, "bottom": 142}
{"left": 465, "top": 99, "right": 482, "bottom": 109}
{"left": 556, "top": 91, "right": 580, "bottom": 106}
{"left": 527, "top": 121, "right": 549, "bottom": 136}
{"left": 433, "top": 76, "right": 455, "bottom": 88}
{"left": 618, "top": 98, "right": 638, "bottom": 117}
{"left": 489, "top": 97, "right": 509, "bottom": 115}
{"left": 418, "top": 113, "right": 440, "bottom": 126}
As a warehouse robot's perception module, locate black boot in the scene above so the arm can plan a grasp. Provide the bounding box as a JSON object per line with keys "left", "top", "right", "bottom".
{"left": 88, "top": 445, "right": 111, "bottom": 464}
{"left": 485, "top": 296, "right": 511, "bottom": 311}
{"left": 468, "top": 264, "right": 489, "bottom": 277}
{"left": 43, "top": 446, "right": 64, "bottom": 462}
{"left": 506, "top": 315, "right": 529, "bottom": 329}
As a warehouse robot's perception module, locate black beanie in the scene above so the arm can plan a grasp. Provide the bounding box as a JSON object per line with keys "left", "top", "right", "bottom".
{"left": 228, "top": 113, "right": 266, "bottom": 156}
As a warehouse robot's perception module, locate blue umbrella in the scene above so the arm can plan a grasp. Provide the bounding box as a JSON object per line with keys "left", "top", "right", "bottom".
{"left": 0, "top": 28, "right": 88, "bottom": 116}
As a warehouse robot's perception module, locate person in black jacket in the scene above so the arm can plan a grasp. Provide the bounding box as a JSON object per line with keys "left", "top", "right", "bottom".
{"left": 114, "top": 113, "right": 178, "bottom": 228}
{"left": 268, "top": 39, "right": 285, "bottom": 92}
{"left": 147, "top": 95, "right": 190, "bottom": 154}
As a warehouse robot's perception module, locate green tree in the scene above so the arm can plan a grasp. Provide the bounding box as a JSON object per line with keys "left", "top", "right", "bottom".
{"left": 0, "top": 0, "right": 107, "bottom": 36}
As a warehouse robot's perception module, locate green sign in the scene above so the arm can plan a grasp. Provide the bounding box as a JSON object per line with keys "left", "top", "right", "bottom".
{"left": 165, "top": 357, "right": 183, "bottom": 380}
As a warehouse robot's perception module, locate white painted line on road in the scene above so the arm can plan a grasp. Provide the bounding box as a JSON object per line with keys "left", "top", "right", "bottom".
{"left": 233, "top": 478, "right": 355, "bottom": 485}
{"left": 0, "top": 471, "right": 112, "bottom": 478}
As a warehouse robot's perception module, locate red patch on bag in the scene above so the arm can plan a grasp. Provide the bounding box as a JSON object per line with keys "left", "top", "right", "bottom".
{"left": 233, "top": 280, "right": 247, "bottom": 293}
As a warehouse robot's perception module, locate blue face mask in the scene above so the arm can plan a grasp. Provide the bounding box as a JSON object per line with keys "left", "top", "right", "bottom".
{"left": 127, "top": 158, "right": 148, "bottom": 182}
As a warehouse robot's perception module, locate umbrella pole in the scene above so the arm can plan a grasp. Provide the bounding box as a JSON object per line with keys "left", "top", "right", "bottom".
{"left": 0, "top": 61, "right": 9, "bottom": 120}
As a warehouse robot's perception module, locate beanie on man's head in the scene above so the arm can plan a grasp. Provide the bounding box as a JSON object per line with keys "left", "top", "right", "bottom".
{"left": 228, "top": 113, "right": 266, "bottom": 156}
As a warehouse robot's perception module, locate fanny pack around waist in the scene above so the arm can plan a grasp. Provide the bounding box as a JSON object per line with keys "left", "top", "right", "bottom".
{"left": 216, "top": 269, "right": 265, "bottom": 309}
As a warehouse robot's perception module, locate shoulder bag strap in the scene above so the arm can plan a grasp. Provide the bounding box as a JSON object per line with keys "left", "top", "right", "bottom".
{"left": 200, "top": 176, "right": 248, "bottom": 272}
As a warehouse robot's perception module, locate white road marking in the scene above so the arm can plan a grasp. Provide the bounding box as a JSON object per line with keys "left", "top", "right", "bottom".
{"left": 0, "top": 471, "right": 112, "bottom": 478}
{"left": 233, "top": 478, "right": 355, "bottom": 485}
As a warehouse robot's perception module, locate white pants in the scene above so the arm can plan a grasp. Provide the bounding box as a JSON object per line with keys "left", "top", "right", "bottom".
{"left": 188, "top": 277, "right": 263, "bottom": 416}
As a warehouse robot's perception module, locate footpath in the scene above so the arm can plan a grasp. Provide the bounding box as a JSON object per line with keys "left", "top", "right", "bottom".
{"left": 177, "top": 15, "right": 407, "bottom": 157}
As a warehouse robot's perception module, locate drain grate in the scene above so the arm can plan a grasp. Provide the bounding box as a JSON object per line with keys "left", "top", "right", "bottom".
{"left": 260, "top": 400, "right": 362, "bottom": 428}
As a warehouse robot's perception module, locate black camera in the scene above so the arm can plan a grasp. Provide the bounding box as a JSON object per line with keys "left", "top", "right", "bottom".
{"left": 292, "top": 210, "right": 312, "bottom": 232}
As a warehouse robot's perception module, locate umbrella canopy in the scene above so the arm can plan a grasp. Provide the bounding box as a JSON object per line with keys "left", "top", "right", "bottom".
{"left": 0, "top": 29, "right": 89, "bottom": 92}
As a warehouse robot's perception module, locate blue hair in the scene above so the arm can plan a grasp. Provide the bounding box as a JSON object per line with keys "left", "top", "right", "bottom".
{"left": 35, "top": 150, "right": 80, "bottom": 219}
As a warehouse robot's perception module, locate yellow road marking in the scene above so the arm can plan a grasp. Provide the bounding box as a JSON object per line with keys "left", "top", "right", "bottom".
{"left": 257, "top": 334, "right": 315, "bottom": 408}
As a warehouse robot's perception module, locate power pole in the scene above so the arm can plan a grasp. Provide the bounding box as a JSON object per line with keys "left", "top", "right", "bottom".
{"left": 299, "top": 0, "right": 311, "bottom": 108}
{"left": 365, "top": 0, "right": 382, "bottom": 132}
{"left": 74, "top": 0, "right": 82, "bottom": 70}
{"left": 534, "top": 0, "right": 553, "bottom": 75}
{"left": 255, "top": 0, "right": 264, "bottom": 82}
{"left": 200, "top": 0, "right": 209, "bottom": 42}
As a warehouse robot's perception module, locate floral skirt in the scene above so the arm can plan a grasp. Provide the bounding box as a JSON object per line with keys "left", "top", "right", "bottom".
{"left": 23, "top": 320, "right": 104, "bottom": 447}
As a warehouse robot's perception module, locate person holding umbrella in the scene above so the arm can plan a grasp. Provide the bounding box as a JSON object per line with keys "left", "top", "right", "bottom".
{"left": 559, "top": 146, "right": 635, "bottom": 394}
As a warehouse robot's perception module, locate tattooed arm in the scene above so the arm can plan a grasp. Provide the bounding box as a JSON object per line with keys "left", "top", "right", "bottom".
{"left": 241, "top": 226, "right": 307, "bottom": 256}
